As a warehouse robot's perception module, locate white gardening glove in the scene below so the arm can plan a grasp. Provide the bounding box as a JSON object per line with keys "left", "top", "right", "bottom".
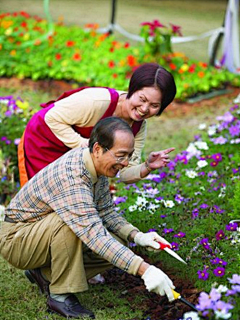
{"left": 142, "top": 265, "right": 175, "bottom": 302}
{"left": 134, "top": 232, "right": 171, "bottom": 251}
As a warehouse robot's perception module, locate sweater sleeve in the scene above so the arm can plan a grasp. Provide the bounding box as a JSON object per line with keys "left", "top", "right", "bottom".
{"left": 119, "top": 120, "right": 147, "bottom": 183}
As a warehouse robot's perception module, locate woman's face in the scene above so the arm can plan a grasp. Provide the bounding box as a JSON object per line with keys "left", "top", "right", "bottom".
{"left": 126, "top": 87, "right": 162, "bottom": 121}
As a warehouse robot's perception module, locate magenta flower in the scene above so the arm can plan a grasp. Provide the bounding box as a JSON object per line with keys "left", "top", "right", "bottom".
{"left": 197, "top": 269, "right": 209, "bottom": 281}
{"left": 213, "top": 267, "right": 225, "bottom": 277}
{"left": 212, "top": 153, "right": 222, "bottom": 162}
{"left": 199, "top": 203, "right": 209, "bottom": 209}
{"left": 170, "top": 23, "right": 182, "bottom": 36}
{"left": 141, "top": 19, "right": 166, "bottom": 35}
{"left": 215, "top": 229, "right": 225, "bottom": 241}
{"left": 229, "top": 124, "right": 240, "bottom": 137}
{"left": 226, "top": 222, "right": 238, "bottom": 231}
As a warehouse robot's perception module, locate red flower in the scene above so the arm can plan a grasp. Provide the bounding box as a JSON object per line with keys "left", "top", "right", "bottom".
{"left": 170, "top": 23, "right": 182, "bottom": 36}
{"left": 21, "top": 21, "right": 27, "bottom": 28}
{"left": 109, "top": 47, "right": 114, "bottom": 53}
{"left": 198, "top": 71, "right": 205, "bottom": 78}
{"left": 55, "top": 53, "right": 62, "bottom": 60}
{"left": 66, "top": 40, "right": 75, "bottom": 47}
{"left": 73, "top": 53, "right": 81, "bottom": 61}
{"left": 141, "top": 19, "right": 166, "bottom": 31}
{"left": 127, "top": 55, "right": 137, "bottom": 67}
{"left": 112, "top": 73, "right": 118, "bottom": 78}
{"left": 188, "top": 64, "right": 196, "bottom": 73}
{"left": 108, "top": 60, "right": 115, "bottom": 68}
{"left": 124, "top": 42, "right": 130, "bottom": 48}
{"left": 169, "top": 63, "right": 177, "bottom": 70}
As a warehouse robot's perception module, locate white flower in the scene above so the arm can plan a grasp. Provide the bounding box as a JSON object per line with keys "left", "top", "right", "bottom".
{"left": 197, "top": 160, "right": 208, "bottom": 168}
{"left": 198, "top": 123, "right": 207, "bottom": 130}
{"left": 186, "top": 169, "right": 198, "bottom": 178}
{"left": 215, "top": 310, "right": 232, "bottom": 319}
{"left": 194, "top": 141, "right": 209, "bottom": 150}
{"left": 216, "top": 285, "right": 228, "bottom": 293}
{"left": 183, "top": 311, "right": 200, "bottom": 320}
{"left": 208, "top": 125, "right": 217, "bottom": 136}
{"left": 136, "top": 196, "right": 148, "bottom": 207}
{"left": 129, "top": 205, "right": 137, "bottom": 212}
{"left": 163, "top": 200, "right": 175, "bottom": 208}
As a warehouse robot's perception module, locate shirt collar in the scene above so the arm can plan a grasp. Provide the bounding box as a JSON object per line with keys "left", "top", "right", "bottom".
{"left": 83, "top": 148, "right": 98, "bottom": 184}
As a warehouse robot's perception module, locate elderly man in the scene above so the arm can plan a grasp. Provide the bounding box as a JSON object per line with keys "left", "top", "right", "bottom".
{"left": 0, "top": 117, "right": 175, "bottom": 319}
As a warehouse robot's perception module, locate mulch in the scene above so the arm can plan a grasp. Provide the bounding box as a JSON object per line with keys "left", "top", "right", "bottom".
{"left": 103, "top": 255, "right": 200, "bottom": 320}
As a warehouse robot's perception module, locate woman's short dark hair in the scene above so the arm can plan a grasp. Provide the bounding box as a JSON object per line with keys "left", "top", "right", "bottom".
{"left": 126, "top": 63, "right": 176, "bottom": 116}
{"left": 89, "top": 116, "right": 133, "bottom": 152}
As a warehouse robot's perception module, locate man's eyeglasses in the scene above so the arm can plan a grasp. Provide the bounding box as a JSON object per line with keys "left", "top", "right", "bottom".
{"left": 105, "top": 148, "right": 134, "bottom": 163}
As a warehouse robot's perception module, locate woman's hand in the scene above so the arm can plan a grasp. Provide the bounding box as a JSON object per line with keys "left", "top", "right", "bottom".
{"left": 147, "top": 148, "right": 175, "bottom": 170}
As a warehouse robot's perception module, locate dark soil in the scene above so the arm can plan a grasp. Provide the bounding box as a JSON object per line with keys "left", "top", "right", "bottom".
{"left": 103, "top": 255, "right": 200, "bottom": 320}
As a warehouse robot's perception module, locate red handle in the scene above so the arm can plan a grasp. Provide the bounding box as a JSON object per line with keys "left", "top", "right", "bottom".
{"left": 157, "top": 241, "right": 171, "bottom": 250}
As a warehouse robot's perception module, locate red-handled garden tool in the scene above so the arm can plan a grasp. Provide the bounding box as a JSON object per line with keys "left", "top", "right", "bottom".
{"left": 157, "top": 242, "right": 187, "bottom": 265}
{"left": 172, "top": 289, "right": 198, "bottom": 311}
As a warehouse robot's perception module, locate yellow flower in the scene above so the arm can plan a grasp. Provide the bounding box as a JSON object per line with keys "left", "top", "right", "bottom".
{"left": 16, "top": 100, "right": 29, "bottom": 110}
{"left": 5, "top": 28, "right": 12, "bottom": 36}
{"left": 23, "top": 33, "right": 30, "bottom": 41}
{"left": 61, "top": 60, "right": 68, "bottom": 67}
{"left": 181, "top": 64, "right": 189, "bottom": 72}
{"left": 10, "top": 50, "right": 16, "bottom": 56}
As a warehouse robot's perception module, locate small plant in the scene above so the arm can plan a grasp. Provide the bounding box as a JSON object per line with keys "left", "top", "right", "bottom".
{"left": 140, "top": 19, "right": 182, "bottom": 56}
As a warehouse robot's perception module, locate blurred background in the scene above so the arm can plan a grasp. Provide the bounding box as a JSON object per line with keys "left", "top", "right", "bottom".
{"left": 1, "top": 0, "right": 237, "bottom": 63}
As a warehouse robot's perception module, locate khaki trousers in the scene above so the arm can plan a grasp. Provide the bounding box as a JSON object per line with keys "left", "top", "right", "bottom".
{"left": 0, "top": 213, "right": 125, "bottom": 294}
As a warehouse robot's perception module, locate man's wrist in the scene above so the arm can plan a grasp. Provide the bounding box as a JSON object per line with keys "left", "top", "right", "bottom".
{"left": 128, "top": 230, "right": 139, "bottom": 242}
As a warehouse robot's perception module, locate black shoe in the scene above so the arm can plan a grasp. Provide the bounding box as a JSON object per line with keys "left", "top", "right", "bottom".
{"left": 25, "top": 269, "right": 50, "bottom": 295}
{"left": 47, "top": 294, "right": 95, "bottom": 319}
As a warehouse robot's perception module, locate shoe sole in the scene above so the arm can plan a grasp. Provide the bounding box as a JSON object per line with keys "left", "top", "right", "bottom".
{"left": 47, "top": 308, "right": 95, "bottom": 319}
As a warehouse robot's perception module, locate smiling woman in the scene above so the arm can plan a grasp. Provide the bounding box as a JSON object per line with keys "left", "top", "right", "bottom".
{"left": 18, "top": 63, "right": 176, "bottom": 187}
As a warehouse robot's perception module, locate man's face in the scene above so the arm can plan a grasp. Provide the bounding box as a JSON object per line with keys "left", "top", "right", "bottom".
{"left": 94, "top": 130, "right": 135, "bottom": 178}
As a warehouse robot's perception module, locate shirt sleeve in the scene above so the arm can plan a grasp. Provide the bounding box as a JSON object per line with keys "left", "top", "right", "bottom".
{"left": 48, "top": 178, "right": 143, "bottom": 275}
{"left": 44, "top": 88, "right": 111, "bottom": 149}
{"left": 119, "top": 120, "right": 147, "bottom": 183}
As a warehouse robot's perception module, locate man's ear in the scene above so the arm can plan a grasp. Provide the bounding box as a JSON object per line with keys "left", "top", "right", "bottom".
{"left": 92, "top": 142, "right": 102, "bottom": 157}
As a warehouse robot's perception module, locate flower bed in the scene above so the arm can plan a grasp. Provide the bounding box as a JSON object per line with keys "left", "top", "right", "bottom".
{"left": 112, "top": 103, "right": 240, "bottom": 319}
{"left": 0, "top": 11, "right": 239, "bottom": 101}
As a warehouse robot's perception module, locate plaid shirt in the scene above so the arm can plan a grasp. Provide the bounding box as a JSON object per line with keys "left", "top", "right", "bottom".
{"left": 6, "top": 148, "right": 143, "bottom": 274}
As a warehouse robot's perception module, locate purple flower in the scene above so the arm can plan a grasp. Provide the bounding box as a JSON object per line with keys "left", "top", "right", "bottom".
{"left": 148, "top": 228, "right": 157, "bottom": 233}
{"left": 215, "top": 229, "right": 225, "bottom": 241}
{"left": 196, "top": 292, "right": 214, "bottom": 311}
{"left": 173, "top": 232, "right": 186, "bottom": 238}
{"left": 216, "top": 111, "right": 234, "bottom": 123}
{"left": 228, "top": 274, "right": 240, "bottom": 284}
{"left": 200, "top": 238, "right": 211, "bottom": 250}
{"left": 199, "top": 203, "right": 209, "bottom": 209}
{"left": 213, "top": 267, "right": 225, "bottom": 277}
{"left": 171, "top": 242, "right": 179, "bottom": 251}
{"left": 192, "top": 208, "right": 199, "bottom": 219}
{"left": 210, "top": 257, "right": 227, "bottom": 266}
{"left": 214, "top": 300, "right": 234, "bottom": 313}
{"left": 175, "top": 194, "right": 185, "bottom": 203}
{"left": 211, "top": 136, "right": 228, "bottom": 145}
{"left": 229, "top": 124, "right": 240, "bottom": 137}
{"left": 163, "top": 228, "right": 174, "bottom": 234}
{"left": 113, "top": 196, "right": 127, "bottom": 205}
{"left": 226, "top": 222, "right": 238, "bottom": 231}
{"left": 197, "top": 269, "right": 209, "bottom": 281}
{"left": 232, "top": 167, "right": 239, "bottom": 174}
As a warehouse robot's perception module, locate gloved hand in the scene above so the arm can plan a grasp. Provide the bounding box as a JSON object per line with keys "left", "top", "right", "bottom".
{"left": 142, "top": 265, "right": 175, "bottom": 302}
{"left": 134, "top": 231, "right": 171, "bottom": 251}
